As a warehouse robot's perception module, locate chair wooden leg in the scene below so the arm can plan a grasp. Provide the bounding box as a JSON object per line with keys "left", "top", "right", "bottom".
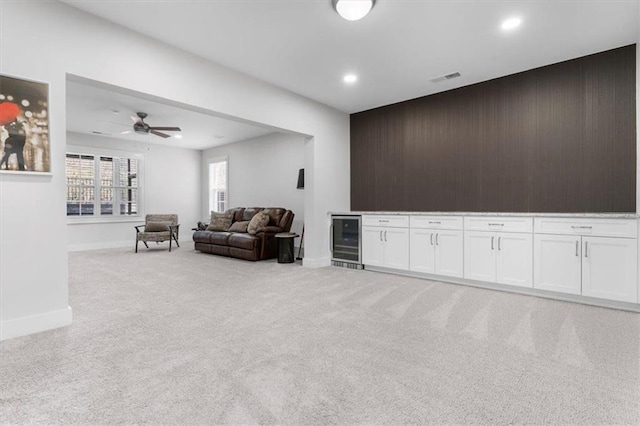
{"left": 143, "top": 241, "right": 149, "bottom": 248}
{"left": 135, "top": 239, "right": 138, "bottom": 253}
{"left": 169, "top": 237, "right": 172, "bottom": 252}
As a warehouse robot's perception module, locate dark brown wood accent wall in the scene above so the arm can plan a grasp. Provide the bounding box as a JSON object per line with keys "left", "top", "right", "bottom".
{"left": 351, "top": 45, "right": 637, "bottom": 213}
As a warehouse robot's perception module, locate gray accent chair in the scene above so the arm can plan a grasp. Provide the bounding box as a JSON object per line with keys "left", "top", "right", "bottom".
{"left": 135, "top": 214, "right": 180, "bottom": 252}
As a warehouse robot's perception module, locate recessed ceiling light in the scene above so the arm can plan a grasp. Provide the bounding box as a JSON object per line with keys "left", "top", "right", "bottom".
{"left": 174, "top": 134, "right": 183, "bottom": 139}
{"left": 501, "top": 17, "right": 522, "bottom": 31}
{"left": 112, "top": 109, "right": 119, "bottom": 114}
{"left": 214, "top": 135, "right": 225, "bottom": 139}
{"left": 343, "top": 74, "right": 358, "bottom": 84}
{"left": 333, "top": 0, "right": 376, "bottom": 21}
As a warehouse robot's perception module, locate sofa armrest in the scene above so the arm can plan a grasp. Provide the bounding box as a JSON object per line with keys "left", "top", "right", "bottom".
{"left": 257, "top": 226, "right": 283, "bottom": 234}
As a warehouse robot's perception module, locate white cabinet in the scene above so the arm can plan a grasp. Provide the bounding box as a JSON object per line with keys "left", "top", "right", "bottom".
{"left": 535, "top": 233, "right": 638, "bottom": 302}
{"left": 464, "top": 231, "right": 533, "bottom": 288}
{"left": 362, "top": 216, "right": 409, "bottom": 271}
{"left": 464, "top": 231, "right": 496, "bottom": 282}
{"left": 362, "top": 226, "right": 385, "bottom": 267}
{"left": 409, "top": 228, "right": 463, "bottom": 278}
{"left": 383, "top": 228, "right": 410, "bottom": 270}
{"left": 533, "top": 234, "right": 582, "bottom": 295}
{"left": 582, "top": 237, "right": 637, "bottom": 302}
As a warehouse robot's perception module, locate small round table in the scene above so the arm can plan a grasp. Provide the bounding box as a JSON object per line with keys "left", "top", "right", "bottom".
{"left": 275, "top": 232, "right": 299, "bottom": 264}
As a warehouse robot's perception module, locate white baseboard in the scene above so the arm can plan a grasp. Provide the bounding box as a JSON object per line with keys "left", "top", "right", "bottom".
{"left": 302, "top": 256, "right": 331, "bottom": 268}
{"left": 1, "top": 306, "right": 73, "bottom": 341}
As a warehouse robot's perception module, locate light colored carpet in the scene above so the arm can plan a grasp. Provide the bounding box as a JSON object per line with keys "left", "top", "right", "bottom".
{"left": 1, "top": 246, "right": 639, "bottom": 425}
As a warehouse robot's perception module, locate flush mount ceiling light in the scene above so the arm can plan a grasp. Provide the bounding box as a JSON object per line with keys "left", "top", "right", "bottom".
{"left": 332, "top": 0, "right": 376, "bottom": 21}
{"left": 501, "top": 17, "right": 522, "bottom": 31}
{"left": 343, "top": 74, "right": 358, "bottom": 84}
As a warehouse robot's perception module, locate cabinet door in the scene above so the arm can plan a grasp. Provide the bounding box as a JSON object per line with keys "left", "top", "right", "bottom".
{"left": 409, "top": 228, "right": 435, "bottom": 273}
{"left": 383, "top": 228, "right": 410, "bottom": 270}
{"left": 434, "top": 230, "right": 464, "bottom": 278}
{"left": 496, "top": 232, "right": 533, "bottom": 288}
{"left": 533, "top": 234, "right": 581, "bottom": 295}
{"left": 362, "top": 226, "right": 384, "bottom": 267}
{"left": 464, "top": 231, "right": 496, "bottom": 282}
{"left": 582, "top": 236, "right": 638, "bottom": 303}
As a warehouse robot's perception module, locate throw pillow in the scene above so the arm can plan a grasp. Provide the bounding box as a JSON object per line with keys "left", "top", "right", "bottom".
{"left": 207, "top": 212, "right": 233, "bottom": 231}
{"left": 145, "top": 221, "right": 171, "bottom": 232}
{"left": 228, "top": 220, "right": 250, "bottom": 233}
{"left": 247, "top": 212, "right": 269, "bottom": 235}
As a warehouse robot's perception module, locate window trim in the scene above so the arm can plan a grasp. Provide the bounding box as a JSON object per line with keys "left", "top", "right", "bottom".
{"left": 66, "top": 145, "right": 144, "bottom": 224}
{"left": 207, "top": 155, "right": 229, "bottom": 214}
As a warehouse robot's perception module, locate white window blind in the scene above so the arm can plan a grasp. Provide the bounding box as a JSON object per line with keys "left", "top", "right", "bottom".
{"left": 66, "top": 153, "right": 140, "bottom": 218}
{"left": 209, "top": 159, "right": 228, "bottom": 213}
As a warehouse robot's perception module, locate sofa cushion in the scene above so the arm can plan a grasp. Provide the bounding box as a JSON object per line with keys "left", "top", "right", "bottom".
{"left": 229, "top": 220, "right": 249, "bottom": 233}
{"left": 262, "top": 208, "right": 285, "bottom": 227}
{"left": 224, "top": 207, "right": 245, "bottom": 223}
{"left": 207, "top": 212, "right": 233, "bottom": 231}
{"left": 248, "top": 212, "right": 270, "bottom": 235}
{"left": 228, "top": 233, "right": 259, "bottom": 250}
{"left": 242, "top": 208, "right": 263, "bottom": 221}
{"left": 210, "top": 232, "right": 232, "bottom": 245}
{"left": 145, "top": 221, "right": 171, "bottom": 232}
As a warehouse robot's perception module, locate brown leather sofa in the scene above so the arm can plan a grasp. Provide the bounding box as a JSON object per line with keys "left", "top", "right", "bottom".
{"left": 193, "top": 207, "right": 294, "bottom": 261}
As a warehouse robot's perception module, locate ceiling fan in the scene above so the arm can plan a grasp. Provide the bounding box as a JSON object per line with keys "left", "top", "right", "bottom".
{"left": 121, "top": 112, "right": 182, "bottom": 139}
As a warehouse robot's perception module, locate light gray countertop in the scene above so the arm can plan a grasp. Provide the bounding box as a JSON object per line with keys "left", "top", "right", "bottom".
{"left": 329, "top": 211, "right": 639, "bottom": 219}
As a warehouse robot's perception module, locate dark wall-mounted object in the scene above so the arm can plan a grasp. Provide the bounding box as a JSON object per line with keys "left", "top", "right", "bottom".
{"left": 350, "top": 44, "right": 637, "bottom": 213}
{"left": 296, "top": 168, "right": 304, "bottom": 189}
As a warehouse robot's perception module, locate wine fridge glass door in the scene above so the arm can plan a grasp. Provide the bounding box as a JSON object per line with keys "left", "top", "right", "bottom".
{"left": 332, "top": 216, "right": 361, "bottom": 263}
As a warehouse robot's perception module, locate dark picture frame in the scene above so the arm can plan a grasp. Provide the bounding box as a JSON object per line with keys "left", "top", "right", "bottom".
{"left": 0, "top": 74, "right": 51, "bottom": 174}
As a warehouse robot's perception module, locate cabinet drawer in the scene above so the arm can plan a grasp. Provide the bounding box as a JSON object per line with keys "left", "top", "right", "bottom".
{"left": 464, "top": 216, "right": 533, "bottom": 233}
{"left": 534, "top": 218, "right": 637, "bottom": 238}
{"left": 410, "top": 215, "right": 463, "bottom": 230}
{"left": 362, "top": 215, "right": 409, "bottom": 228}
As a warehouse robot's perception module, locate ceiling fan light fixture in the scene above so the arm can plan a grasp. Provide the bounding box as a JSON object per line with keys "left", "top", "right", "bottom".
{"left": 333, "top": 0, "right": 375, "bottom": 21}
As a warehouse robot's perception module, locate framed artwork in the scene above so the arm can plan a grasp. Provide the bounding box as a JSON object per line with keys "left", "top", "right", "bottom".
{"left": 0, "top": 74, "right": 50, "bottom": 174}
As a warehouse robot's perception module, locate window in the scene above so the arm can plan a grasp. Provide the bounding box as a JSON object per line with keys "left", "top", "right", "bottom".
{"left": 208, "top": 158, "right": 228, "bottom": 213}
{"left": 66, "top": 152, "right": 140, "bottom": 219}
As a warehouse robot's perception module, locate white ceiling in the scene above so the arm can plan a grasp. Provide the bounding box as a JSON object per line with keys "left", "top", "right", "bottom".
{"left": 62, "top": 0, "right": 639, "bottom": 114}
{"left": 66, "top": 80, "right": 276, "bottom": 150}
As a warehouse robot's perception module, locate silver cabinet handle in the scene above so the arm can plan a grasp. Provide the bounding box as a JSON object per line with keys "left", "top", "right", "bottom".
{"left": 330, "top": 224, "right": 334, "bottom": 252}
{"left": 572, "top": 226, "right": 593, "bottom": 229}
{"left": 491, "top": 236, "right": 494, "bottom": 250}
{"left": 379, "top": 230, "right": 383, "bottom": 241}
{"left": 489, "top": 223, "right": 504, "bottom": 227}
{"left": 435, "top": 233, "right": 439, "bottom": 245}
{"left": 429, "top": 221, "right": 441, "bottom": 224}
{"left": 430, "top": 233, "right": 434, "bottom": 246}
{"left": 575, "top": 241, "right": 579, "bottom": 257}
{"left": 384, "top": 230, "right": 387, "bottom": 242}
{"left": 498, "top": 236, "right": 501, "bottom": 251}
{"left": 584, "top": 241, "right": 588, "bottom": 258}
{"left": 379, "top": 219, "right": 389, "bottom": 223}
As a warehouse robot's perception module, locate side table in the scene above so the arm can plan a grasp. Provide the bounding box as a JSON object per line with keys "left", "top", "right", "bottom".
{"left": 275, "top": 232, "right": 299, "bottom": 264}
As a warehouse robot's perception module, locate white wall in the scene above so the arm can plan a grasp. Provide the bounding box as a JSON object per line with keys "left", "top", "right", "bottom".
{"left": 0, "top": 1, "right": 349, "bottom": 341}
{"left": 201, "top": 133, "right": 305, "bottom": 237}
{"left": 66, "top": 132, "right": 201, "bottom": 252}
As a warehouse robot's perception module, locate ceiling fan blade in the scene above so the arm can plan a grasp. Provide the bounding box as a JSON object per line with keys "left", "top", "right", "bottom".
{"left": 130, "top": 115, "right": 141, "bottom": 124}
{"left": 150, "top": 129, "right": 171, "bottom": 138}
{"left": 149, "top": 126, "right": 181, "bottom": 131}
{"left": 120, "top": 130, "right": 132, "bottom": 135}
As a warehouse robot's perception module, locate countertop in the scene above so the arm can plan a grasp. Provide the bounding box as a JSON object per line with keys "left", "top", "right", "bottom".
{"left": 329, "top": 211, "right": 639, "bottom": 219}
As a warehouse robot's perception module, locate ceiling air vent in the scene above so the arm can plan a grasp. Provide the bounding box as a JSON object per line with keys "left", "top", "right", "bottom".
{"left": 430, "top": 72, "right": 461, "bottom": 83}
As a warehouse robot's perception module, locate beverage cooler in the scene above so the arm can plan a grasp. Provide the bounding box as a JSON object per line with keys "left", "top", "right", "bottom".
{"left": 331, "top": 215, "right": 362, "bottom": 269}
